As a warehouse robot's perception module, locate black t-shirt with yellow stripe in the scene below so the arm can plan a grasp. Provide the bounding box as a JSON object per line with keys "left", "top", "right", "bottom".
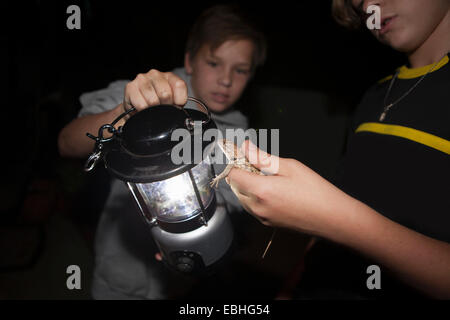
{"left": 297, "top": 54, "right": 450, "bottom": 299}
{"left": 340, "top": 54, "right": 449, "bottom": 243}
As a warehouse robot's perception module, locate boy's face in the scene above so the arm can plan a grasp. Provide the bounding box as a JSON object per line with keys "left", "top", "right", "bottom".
{"left": 352, "top": 0, "right": 450, "bottom": 53}
{"left": 185, "top": 39, "right": 254, "bottom": 113}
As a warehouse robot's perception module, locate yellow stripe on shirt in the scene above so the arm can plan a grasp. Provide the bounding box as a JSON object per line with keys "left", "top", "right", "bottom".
{"left": 355, "top": 122, "right": 450, "bottom": 155}
{"left": 378, "top": 55, "right": 449, "bottom": 83}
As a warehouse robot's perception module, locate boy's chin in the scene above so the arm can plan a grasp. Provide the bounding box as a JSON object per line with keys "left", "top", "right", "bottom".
{"left": 378, "top": 35, "right": 415, "bottom": 54}
{"left": 207, "top": 102, "right": 233, "bottom": 114}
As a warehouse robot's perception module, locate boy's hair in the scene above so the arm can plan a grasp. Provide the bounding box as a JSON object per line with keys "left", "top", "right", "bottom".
{"left": 185, "top": 4, "right": 267, "bottom": 70}
{"left": 332, "top": 0, "right": 362, "bottom": 29}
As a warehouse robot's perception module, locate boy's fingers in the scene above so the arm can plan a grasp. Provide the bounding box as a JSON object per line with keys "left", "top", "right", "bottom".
{"left": 241, "top": 140, "right": 282, "bottom": 175}
{"left": 150, "top": 72, "right": 176, "bottom": 105}
{"left": 167, "top": 73, "right": 188, "bottom": 106}
{"left": 231, "top": 186, "right": 258, "bottom": 214}
{"left": 228, "top": 176, "right": 261, "bottom": 214}
{"left": 139, "top": 83, "right": 161, "bottom": 107}
{"left": 227, "top": 167, "right": 265, "bottom": 197}
{"left": 125, "top": 82, "right": 149, "bottom": 110}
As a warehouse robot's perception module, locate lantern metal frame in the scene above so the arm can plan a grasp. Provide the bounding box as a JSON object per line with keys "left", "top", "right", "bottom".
{"left": 84, "top": 97, "right": 234, "bottom": 274}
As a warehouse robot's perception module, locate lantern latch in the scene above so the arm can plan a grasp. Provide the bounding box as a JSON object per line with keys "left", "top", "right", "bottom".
{"left": 84, "top": 107, "right": 136, "bottom": 172}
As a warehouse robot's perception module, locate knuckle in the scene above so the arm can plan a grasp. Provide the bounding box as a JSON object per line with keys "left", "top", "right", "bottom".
{"left": 135, "top": 73, "right": 147, "bottom": 83}
{"left": 159, "top": 90, "right": 171, "bottom": 100}
{"left": 174, "top": 79, "right": 186, "bottom": 88}
{"left": 147, "top": 69, "right": 160, "bottom": 77}
{"left": 149, "top": 95, "right": 161, "bottom": 106}
{"left": 133, "top": 101, "right": 146, "bottom": 110}
{"left": 125, "top": 81, "right": 134, "bottom": 91}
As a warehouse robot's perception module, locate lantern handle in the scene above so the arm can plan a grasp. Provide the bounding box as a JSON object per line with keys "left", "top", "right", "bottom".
{"left": 183, "top": 97, "right": 211, "bottom": 131}
{"left": 119, "top": 96, "right": 211, "bottom": 128}
{"left": 84, "top": 97, "right": 210, "bottom": 171}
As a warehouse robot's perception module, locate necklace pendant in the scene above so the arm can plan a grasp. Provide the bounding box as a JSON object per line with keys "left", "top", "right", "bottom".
{"left": 379, "top": 103, "right": 392, "bottom": 122}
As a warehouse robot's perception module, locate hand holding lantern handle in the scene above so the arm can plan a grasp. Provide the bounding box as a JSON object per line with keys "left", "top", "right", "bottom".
{"left": 84, "top": 69, "right": 211, "bottom": 172}
{"left": 123, "top": 69, "right": 189, "bottom": 113}
{"left": 123, "top": 69, "right": 211, "bottom": 127}
{"left": 59, "top": 69, "right": 196, "bottom": 159}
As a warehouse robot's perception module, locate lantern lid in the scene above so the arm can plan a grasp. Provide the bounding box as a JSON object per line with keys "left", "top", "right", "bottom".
{"left": 104, "top": 104, "right": 217, "bottom": 183}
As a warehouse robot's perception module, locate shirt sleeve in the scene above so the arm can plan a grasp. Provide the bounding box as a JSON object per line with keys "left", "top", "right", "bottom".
{"left": 78, "top": 80, "right": 129, "bottom": 117}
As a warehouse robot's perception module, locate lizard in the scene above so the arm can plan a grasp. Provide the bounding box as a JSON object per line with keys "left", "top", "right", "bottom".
{"left": 209, "top": 138, "right": 275, "bottom": 258}
{"left": 210, "top": 138, "right": 264, "bottom": 188}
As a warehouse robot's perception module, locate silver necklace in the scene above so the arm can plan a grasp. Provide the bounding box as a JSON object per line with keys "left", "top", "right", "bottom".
{"left": 380, "top": 56, "right": 444, "bottom": 122}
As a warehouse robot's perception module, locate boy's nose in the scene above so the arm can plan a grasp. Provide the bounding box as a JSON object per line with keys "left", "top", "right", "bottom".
{"left": 218, "top": 70, "right": 232, "bottom": 87}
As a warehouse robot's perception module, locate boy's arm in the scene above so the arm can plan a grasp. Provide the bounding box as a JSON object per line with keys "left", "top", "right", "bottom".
{"left": 58, "top": 70, "right": 187, "bottom": 159}
{"left": 227, "top": 140, "right": 450, "bottom": 299}
{"left": 337, "top": 197, "right": 450, "bottom": 299}
{"left": 58, "top": 103, "right": 126, "bottom": 158}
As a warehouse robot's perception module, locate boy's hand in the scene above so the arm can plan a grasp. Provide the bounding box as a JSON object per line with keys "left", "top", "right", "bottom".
{"left": 123, "top": 69, "right": 188, "bottom": 113}
{"left": 227, "top": 140, "right": 356, "bottom": 239}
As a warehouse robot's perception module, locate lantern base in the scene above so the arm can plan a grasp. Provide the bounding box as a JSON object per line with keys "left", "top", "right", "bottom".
{"left": 150, "top": 205, "right": 233, "bottom": 274}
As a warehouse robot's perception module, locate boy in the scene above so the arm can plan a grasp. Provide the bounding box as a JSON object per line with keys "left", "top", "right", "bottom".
{"left": 226, "top": 0, "right": 450, "bottom": 299}
{"left": 58, "top": 4, "right": 266, "bottom": 299}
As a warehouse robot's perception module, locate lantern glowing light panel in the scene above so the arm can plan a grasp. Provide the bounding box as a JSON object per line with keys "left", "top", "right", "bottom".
{"left": 131, "top": 156, "right": 215, "bottom": 223}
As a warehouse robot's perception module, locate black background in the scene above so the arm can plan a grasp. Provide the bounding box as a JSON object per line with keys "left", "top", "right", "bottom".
{"left": 3, "top": 0, "right": 409, "bottom": 300}
{"left": 5, "top": 0, "right": 405, "bottom": 168}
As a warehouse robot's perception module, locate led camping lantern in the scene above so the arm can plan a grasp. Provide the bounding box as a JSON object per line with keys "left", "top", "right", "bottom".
{"left": 84, "top": 98, "right": 233, "bottom": 274}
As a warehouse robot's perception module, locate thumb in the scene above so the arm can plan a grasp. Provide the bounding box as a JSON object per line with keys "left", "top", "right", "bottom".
{"left": 227, "top": 167, "right": 265, "bottom": 198}
{"left": 241, "top": 140, "right": 281, "bottom": 175}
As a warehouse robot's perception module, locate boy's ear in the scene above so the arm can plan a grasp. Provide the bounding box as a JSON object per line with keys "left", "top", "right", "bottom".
{"left": 184, "top": 52, "right": 193, "bottom": 74}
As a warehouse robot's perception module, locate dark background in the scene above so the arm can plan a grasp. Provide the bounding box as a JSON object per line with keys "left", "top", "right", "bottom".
{"left": 2, "top": 0, "right": 406, "bottom": 299}
{"left": 5, "top": 0, "right": 404, "bottom": 175}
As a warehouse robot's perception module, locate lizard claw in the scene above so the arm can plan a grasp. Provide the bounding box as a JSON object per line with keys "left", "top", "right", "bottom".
{"left": 210, "top": 177, "right": 220, "bottom": 189}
